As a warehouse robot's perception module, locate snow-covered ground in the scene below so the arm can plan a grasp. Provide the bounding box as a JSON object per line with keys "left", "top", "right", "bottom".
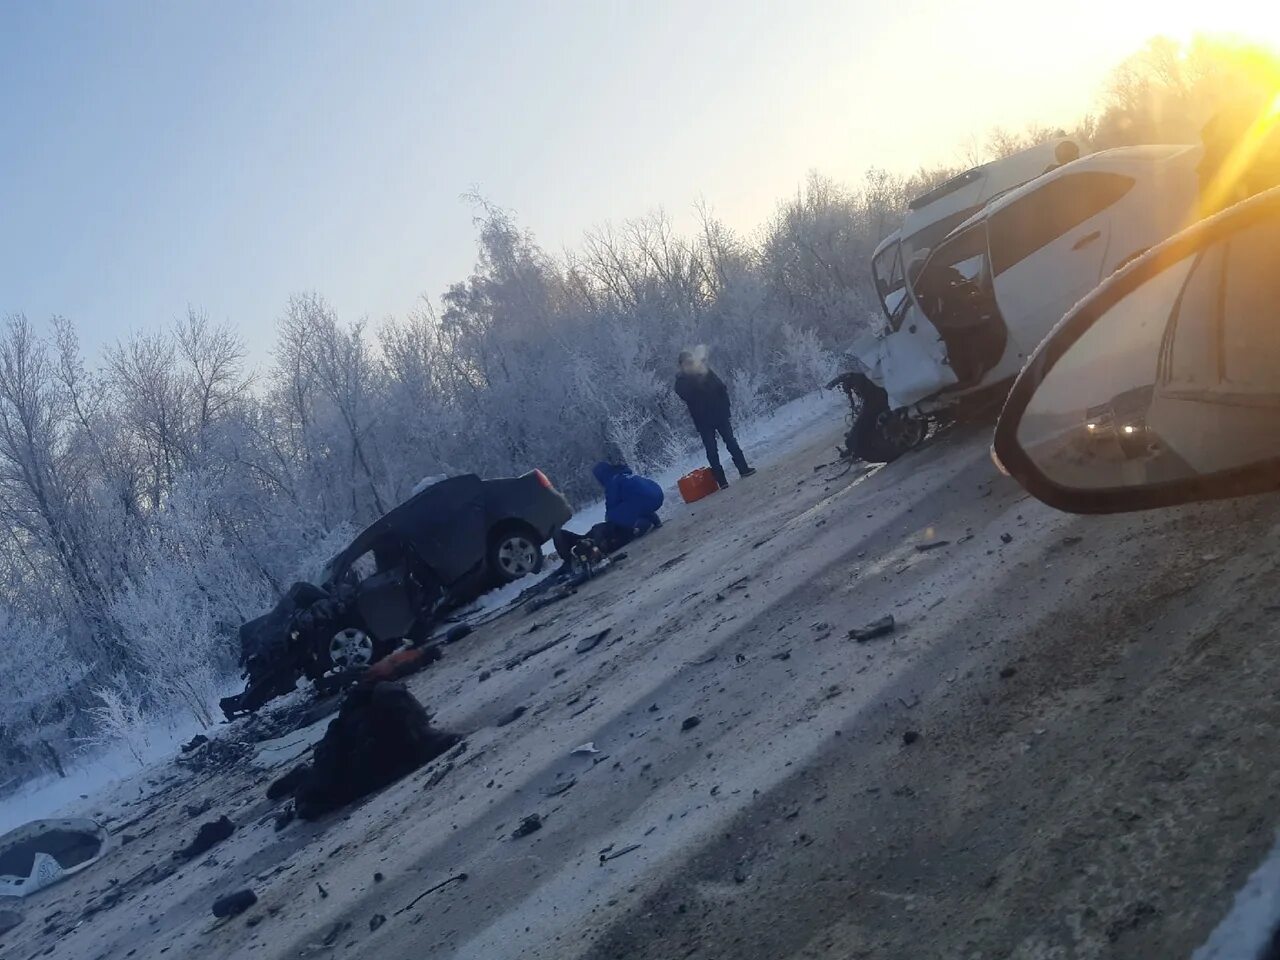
{"left": 461, "top": 390, "right": 845, "bottom": 619}
{"left": 0, "top": 389, "right": 844, "bottom": 838}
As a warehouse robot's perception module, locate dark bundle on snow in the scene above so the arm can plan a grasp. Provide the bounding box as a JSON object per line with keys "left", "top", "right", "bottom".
{"left": 292, "top": 682, "right": 460, "bottom": 820}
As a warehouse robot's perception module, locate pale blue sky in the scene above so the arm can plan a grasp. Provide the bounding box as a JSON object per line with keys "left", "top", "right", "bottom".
{"left": 0, "top": 1, "right": 1245, "bottom": 359}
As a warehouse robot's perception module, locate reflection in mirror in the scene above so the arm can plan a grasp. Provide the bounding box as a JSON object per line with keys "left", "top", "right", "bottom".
{"left": 1015, "top": 215, "right": 1280, "bottom": 492}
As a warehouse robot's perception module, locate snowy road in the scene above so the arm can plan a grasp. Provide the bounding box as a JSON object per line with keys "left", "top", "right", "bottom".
{"left": 7, "top": 405, "right": 1280, "bottom": 960}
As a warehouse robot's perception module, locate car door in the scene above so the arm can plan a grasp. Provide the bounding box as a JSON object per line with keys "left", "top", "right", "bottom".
{"left": 989, "top": 172, "right": 1136, "bottom": 363}
{"left": 401, "top": 475, "right": 487, "bottom": 585}
{"left": 352, "top": 538, "right": 420, "bottom": 642}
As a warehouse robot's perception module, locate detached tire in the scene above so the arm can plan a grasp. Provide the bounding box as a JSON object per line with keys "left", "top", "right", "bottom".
{"left": 852, "top": 381, "right": 927, "bottom": 464}
{"left": 488, "top": 525, "right": 544, "bottom": 584}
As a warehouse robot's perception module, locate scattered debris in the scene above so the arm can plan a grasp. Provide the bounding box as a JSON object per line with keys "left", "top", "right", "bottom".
{"left": 825, "top": 685, "right": 843, "bottom": 699}
{"left": 505, "top": 632, "right": 573, "bottom": 670}
{"left": 294, "top": 682, "right": 460, "bottom": 820}
{"left": 369, "top": 913, "right": 387, "bottom": 932}
{"left": 571, "top": 742, "right": 599, "bottom": 755}
{"left": 1000, "top": 532, "right": 1014, "bottom": 544}
{"left": 915, "top": 539, "right": 951, "bottom": 552}
{"left": 902, "top": 730, "right": 921, "bottom": 746}
{"left": 527, "top": 590, "right": 576, "bottom": 614}
{"left": 176, "top": 737, "right": 250, "bottom": 773}
{"left": 443, "top": 624, "right": 473, "bottom": 644}
{"left": 477, "top": 670, "right": 492, "bottom": 683}
{"left": 999, "top": 666, "right": 1017, "bottom": 679}
{"left": 273, "top": 805, "right": 295, "bottom": 832}
{"left": 395, "top": 873, "right": 469, "bottom": 915}
{"left": 317, "top": 882, "right": 329, "bottom": 899}
{"left": 183, "top": 797, "right": 213, "bottom": 818}
{"left": 1061, "top": 535, "right": 1084, "bottom": 547}
{"left": 771, "top": 649, "right": 792, "bottom": 661}
{"left": 599, "top": 843, "right": 641, "bottom": 863}
{"left": 180, "top": 734, "right": 210, "bottom": 754}
{"left": 495, "top": 705, "right": 527, "bottom": 727}
{"left": 512, "top": 814, "right": 543, "bottom": 839}
{"left": 211, "top": 889, "right": 257, "bottom": 919}
{"left": 681, "top": 716, "right": 702, "bottom": 732}
{"left": 542, "top": 778, "right": 578, "bottom": 798}
{"left": 659, "top": 553, "right": 689, "bottom": 571}
{"left": 575, "top": 628, "right": 611, "bottom": 654}
{"left": 734, "top": 653, "right": 748, "bottom": 666}
{"left": 849, "top": 615, "right": 896, "bottom": 642}
{"left": 686, "top": 652, "right": 718, "bottom": 666}
{"left": 176, "top": 816, "right": 234, "bottom": 861}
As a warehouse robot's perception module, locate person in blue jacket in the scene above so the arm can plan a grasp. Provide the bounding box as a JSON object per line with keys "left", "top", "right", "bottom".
{"left": 552, "top": 461, "right": 664, "bottom": 573}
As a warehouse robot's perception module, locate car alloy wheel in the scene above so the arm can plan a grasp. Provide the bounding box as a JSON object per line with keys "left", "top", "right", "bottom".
{"left": 496, "top": 534, "right": 540, "bottom": 578}
{"left": 328, "top": 627, "right": 375, "bottom": 671}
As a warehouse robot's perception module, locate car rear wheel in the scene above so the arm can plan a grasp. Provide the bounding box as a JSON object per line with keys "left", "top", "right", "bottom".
{"left": 488, "top": 527, "right": 544, "bottom": 583}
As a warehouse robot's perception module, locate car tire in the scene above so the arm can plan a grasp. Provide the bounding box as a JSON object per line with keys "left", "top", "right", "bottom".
{"left": 299, "top": 601, "right": 387, "bottom": 677}
{"left": 487, "top": 526, "right": 544, "bottom": 584}
{"left": 851, "top": 381, "right": 927, "bottom": 463}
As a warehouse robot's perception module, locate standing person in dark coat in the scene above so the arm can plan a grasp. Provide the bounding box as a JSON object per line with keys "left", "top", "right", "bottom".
{"left": 674, "top": 350, "right": 754, "bottom": 488}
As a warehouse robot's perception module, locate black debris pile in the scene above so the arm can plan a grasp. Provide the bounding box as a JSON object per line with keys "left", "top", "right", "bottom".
{"left": 175, "top": 816, "right": 235, "bottom": 861}
{"left": 175, "top": 737, "right": 251, "bottom": 774}
{"left": 849, "top": 615, "right": 895, "bottom": 643}
{"left": 681, "top": 716, "right": 702, "bottom": 732}
{"left": 574, "top": 628, "right": 611, "bottom": 654}
{"left": 511, "top": 814, "right": 543, "bottom": 839}
{"left": 274, "top": 682, "right": 460, "bottom": 820}
{"left": 180, "top": 734, "right": 209, "bottom": 754}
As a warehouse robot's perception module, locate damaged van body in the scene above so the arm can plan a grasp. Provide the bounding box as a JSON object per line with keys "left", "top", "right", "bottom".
{"left": 839, "top": 144, "right": 1203, "bottom": 462}
{"left": 221, "top": 471, "right": 572, "bottom": 719}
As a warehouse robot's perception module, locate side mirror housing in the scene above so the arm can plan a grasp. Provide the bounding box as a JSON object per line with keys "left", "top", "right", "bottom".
{"left": 994, "top": 186, "right": 1280, "bottom": 513}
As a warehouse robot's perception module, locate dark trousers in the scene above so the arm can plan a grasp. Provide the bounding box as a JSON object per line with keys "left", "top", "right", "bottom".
{"left": 553, "top": 521, "right": 631, "bottom": 562}
{"left": 698, "top": 416, "right": 749, "bottom": 483}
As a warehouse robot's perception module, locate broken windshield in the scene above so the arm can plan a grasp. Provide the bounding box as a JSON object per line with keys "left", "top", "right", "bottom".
{"left": 872, "top": 240, "right": 907, "bottom": 327}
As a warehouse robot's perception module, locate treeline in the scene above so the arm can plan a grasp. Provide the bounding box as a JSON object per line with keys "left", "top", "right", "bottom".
{"left": 0, "top": 33, "right": 1273, "bottom": 785}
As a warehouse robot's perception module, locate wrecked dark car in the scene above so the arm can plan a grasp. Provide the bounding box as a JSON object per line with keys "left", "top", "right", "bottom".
{"left": 221, "top": 471, "right": 572, "bottom": 719}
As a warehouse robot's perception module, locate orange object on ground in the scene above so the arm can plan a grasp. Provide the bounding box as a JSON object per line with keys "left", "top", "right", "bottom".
{"left": 678, "top": 467, "right": 720, "bottom": 504}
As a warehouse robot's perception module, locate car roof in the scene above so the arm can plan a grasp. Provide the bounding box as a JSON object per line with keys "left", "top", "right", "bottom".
{"left": 323, "top": 474, "right": 484, "bottom": 577}
{"left": 946, "top": 144, "right": 1202, "bottom": 237}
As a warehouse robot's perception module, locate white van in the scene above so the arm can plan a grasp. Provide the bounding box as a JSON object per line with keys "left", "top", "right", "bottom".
{"left": 871, "top": 139, "right": 1082, "bottom": 335}
{"left": 848, "top": 144, "right": 1204, "bottom": 462}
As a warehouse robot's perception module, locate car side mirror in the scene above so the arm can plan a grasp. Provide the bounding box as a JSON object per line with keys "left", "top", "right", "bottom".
{"left": 993, "top": 186, "right": 1280, "bottom": 513}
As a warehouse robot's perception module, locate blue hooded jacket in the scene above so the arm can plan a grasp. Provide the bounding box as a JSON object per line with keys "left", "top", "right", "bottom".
{"left": 592, "top": 462, "right": 664, "bottom": 533}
